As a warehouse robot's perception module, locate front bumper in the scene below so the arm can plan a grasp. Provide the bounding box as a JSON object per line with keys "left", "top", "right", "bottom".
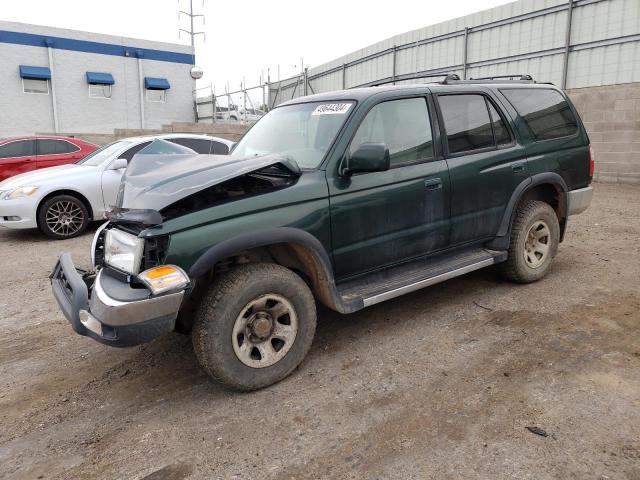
{"left": 567, "top": 186, "right": 594, "bottom": 216}
{"left": 0, "top": 196, "right": 38, "bottom": 229}
{"left": 50, "top": 253, "right": 185, "bottom": 347}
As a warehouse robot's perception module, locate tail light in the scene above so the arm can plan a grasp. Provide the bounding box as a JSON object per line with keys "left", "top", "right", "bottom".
{"left": 588, "top": 144, "right": 595, "bottom": 178}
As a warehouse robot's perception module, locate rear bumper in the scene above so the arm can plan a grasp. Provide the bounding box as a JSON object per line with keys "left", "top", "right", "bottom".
{"left": 50, "top": 253, "right": 185, "bottom": 347}
{"left": 567, "top": 186, "right": 594, "bottom": 216}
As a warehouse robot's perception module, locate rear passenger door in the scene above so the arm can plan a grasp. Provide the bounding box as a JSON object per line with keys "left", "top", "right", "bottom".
{"left": 436, "top": 92, "right": 528, "bottom": 245}
{"left": 36, "top": 139, "right": 82, "bottom": 169}
{"left": 329, "top": 95, "right": 450, "bottom": 279}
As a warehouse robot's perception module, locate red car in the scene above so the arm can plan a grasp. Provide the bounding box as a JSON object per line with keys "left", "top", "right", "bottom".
{"left": 0, "top": 136, "right": 98, "bottom": 181}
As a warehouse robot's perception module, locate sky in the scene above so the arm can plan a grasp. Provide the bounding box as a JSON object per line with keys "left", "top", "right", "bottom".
{"left": 3, "top": 0, "right": 513, "bottom": 105}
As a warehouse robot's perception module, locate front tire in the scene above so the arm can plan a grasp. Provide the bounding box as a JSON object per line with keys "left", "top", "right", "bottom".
{"left": 192, "top": 263, "right": 317, "bottom": 391}
{"left": 499, "top": 200, "right": 560, "bottom": 283}
{"left": 37, "top": 194, "right": 90, "bottom": 239}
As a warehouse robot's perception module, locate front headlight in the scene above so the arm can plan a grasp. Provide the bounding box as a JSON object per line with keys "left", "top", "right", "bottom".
{"left": 1, "top": 186, "right": 39, "bottom": 200}
{"left": 104, "top": 229, "right": 144, "bottom": 274}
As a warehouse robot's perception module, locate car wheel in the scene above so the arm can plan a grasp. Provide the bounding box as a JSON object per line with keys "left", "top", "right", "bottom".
{"left": 192, "top": 263, "right": 317, "bottom": 391}
{"left": 499, "top": 200, "right": 560, "bottom": 283}
{"left": 37, "top": 194, "right": 90, "bottom": 239}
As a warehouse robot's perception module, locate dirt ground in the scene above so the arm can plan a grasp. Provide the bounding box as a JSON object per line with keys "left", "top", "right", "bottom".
{"left": 0, "top": 182, "right": 639, "bottom": 480}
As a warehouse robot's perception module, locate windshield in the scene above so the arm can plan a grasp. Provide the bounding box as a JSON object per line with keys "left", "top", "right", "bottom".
{"left": 77, "top": 141, "right": 132, "bottom": 166}
{"left": 231, "top": 101, "right": 354, "bottom": 168}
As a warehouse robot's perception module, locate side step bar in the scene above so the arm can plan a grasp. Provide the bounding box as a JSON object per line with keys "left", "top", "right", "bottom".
{"left": 335, "top": 248, "right": 507, "bottom": 312}
{"left": 363, "top": 256, "right": 497, "bottom": 307}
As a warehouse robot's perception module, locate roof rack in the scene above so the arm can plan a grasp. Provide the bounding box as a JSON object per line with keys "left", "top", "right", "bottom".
{"left": 443, "top": 74, "right": 535, "bottom": 84}
{"left": 363, "top": 72, "right": 461, "bottom": 88}
{"left": 471, "top": 74, "right": 533, "bottom": 81}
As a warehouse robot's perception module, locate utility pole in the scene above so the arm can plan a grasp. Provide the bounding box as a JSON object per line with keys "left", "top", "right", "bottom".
{"left": 179, "top": 0, "right": 206, "bottom": 48}
{"left": 179, "top": 0, "right": 205, "bottom": 122}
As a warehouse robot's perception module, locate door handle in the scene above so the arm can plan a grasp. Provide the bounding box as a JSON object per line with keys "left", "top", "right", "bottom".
{"left": 424, "top": 178, "right": 442, "bottom": 191}
{"left": 512, "top": 162, "right": 526, "bottom": 173}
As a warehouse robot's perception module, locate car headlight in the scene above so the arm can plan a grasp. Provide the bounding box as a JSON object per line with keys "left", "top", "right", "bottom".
{"left": 104, "top": 229, "right": 144, "bottom": 274}
{"left": 1, "top": 186, "right": 39, "bottom": 200}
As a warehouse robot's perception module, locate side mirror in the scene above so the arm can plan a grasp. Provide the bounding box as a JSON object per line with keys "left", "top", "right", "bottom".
{"left": 344, "top": 143, "right": 390, "bottom": 176}
{"left": 108, "top": 158, "right": 128, "bottom": 170}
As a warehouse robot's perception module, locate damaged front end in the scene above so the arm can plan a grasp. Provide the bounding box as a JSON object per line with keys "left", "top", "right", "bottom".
{"left": 51, "top": 142, "right": 303, "bottom": 347}
{"left": 115, "top": 145, "right": 302, "bottom": 226}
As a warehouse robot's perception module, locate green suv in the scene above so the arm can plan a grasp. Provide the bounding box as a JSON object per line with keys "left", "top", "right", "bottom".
{"left": 51, "top": 76, "right": 594, "bottom": 390}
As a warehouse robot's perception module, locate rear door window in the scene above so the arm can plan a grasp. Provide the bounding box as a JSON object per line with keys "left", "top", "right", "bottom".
{"left": 438, "top": 94, "right": 494, "bottom": 154}
{"left": 0, "top": 140, "right": 36, "bottom": 158}
{"left": 37, "top": 139, "right": 80, "bottom": 155}
{"left": 168, "top": 138, "right": 229, "bottom": 154}
{"left": 500, "top": 88, "right": 578, "bottom": 140}
{"left": 211, "top": 141, "right": 229, "bottom": 154}
{"left": 487, "top": 101, "right": 512, "bottom": 146}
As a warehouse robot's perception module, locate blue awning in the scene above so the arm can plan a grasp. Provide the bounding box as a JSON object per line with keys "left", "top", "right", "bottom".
{"left": 19, "top": 65, "right": 51, "bottom": 79}
{"left": 144, "top": 77, "right": 170, "bottom": 90}
{"left": 86, "top": 72, "right": 114, "bottom": 85}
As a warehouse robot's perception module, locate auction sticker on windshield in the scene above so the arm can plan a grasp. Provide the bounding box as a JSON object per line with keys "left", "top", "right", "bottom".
{"left": 312, "top": 103, "right": 352, "bottom": 115}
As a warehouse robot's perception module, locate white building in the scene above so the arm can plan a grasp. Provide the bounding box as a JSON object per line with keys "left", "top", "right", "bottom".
{"left": 0, "top": 21, "right": 195, "bottom": 136}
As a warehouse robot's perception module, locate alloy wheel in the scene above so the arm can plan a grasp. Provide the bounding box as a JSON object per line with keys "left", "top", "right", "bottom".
{"left": 45, "top": 200, "right": 85, "bottom": 237}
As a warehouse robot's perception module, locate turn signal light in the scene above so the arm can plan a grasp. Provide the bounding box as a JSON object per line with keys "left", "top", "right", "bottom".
{"left": 138, "top": 265, "right": 189, "bottom": 295}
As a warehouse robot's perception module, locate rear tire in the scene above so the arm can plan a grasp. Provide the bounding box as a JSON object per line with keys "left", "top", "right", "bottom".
{"left": 37, "top": 194, "right": 90, "bottom": 239}
{"left": 499, "top": 200, "right": 560, "bottom": 283}
{"left": 192, "top": 263, "right": 317, "bottom": 391}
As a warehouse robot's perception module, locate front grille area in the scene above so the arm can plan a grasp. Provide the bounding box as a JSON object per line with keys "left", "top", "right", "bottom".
{"left": 141, "top": 235, "right": 170, "bottom": 271}
{"left": 93, "top": 228, "right": 107, "bottom": 267}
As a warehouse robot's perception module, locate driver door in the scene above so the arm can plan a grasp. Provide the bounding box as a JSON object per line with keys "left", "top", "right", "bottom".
{"left": 100, "top": 141, "right": 151, "bottom": 210}
{"left": 328, "top": 96, "right": 450, "bottom": 280}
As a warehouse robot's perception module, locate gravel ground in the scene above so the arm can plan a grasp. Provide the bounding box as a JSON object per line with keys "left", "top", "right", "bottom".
{"left": 0, "top": 182, "right": 639, "bottom": 480}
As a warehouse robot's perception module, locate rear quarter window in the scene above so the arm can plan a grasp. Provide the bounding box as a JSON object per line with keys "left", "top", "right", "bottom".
{"left": 500, "top": 88, "right": 578, "bottom": 141}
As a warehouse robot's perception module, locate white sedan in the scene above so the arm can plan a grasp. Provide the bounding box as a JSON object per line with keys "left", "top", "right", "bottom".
{"left": 0, "top": 134, "right": 234, "bottom": 239}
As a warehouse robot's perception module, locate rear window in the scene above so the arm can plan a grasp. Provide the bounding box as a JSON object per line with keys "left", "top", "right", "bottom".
{"left": 501, "top": 88, "right": 578, "bottom": 141}
{"left": 37, "top": 139, "right": 80, "bottom": 155}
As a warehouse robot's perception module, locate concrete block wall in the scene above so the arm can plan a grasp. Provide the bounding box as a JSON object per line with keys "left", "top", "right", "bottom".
{"left": 567, "top": 82, "right": 640, "bottom": 184}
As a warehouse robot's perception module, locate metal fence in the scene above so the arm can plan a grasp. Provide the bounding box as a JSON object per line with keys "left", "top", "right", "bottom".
{"left": 267, "top": 0, "right": 640, "bottom": 107}
{"left": 196, "top": 83, "right": 267, "bottom": 123}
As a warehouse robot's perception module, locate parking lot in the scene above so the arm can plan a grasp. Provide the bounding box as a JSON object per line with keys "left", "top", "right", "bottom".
{"left": 0, "top": 182, "right": 638, "bottom": 479}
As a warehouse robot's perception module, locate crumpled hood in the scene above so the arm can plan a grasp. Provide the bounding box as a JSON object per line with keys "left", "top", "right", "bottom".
{"left": 117, "top": 152, "right": 300, "bottom": 212}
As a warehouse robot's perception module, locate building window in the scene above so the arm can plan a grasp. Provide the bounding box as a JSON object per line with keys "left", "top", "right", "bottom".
{"left": 23, "top": 78, "right": 49, "bottom": 94}
{"left": 86, "top": 72, "right": 114, "bottom": 99}
{"left": 89, "top": 84, "right": 112, "bottom": 99}
{"left": 146, "top": 89, "right": 166, "bottom": 103}
{"left": 144, "top": 77, "right": 170, "bottom": 103}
